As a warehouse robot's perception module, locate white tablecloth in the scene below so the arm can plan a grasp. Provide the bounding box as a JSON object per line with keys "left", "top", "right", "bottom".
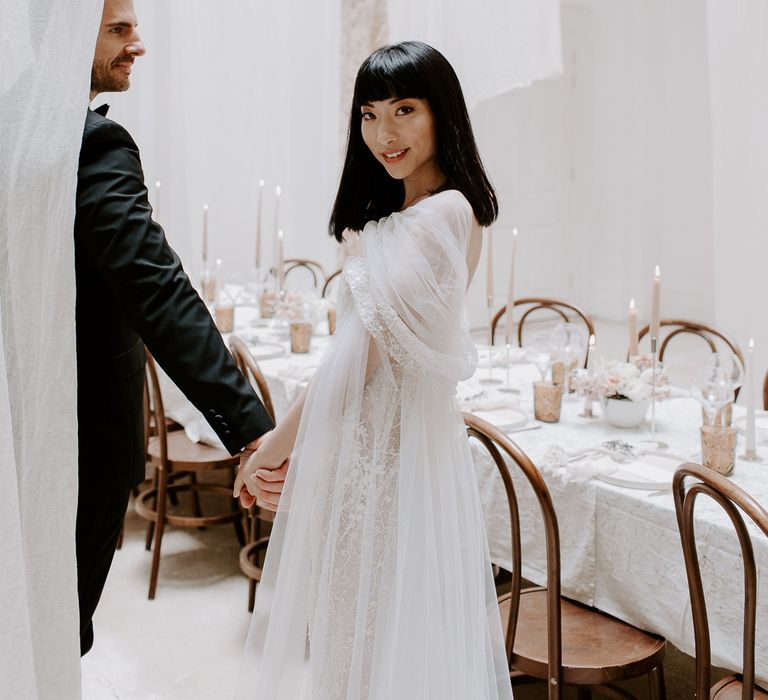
{"left": 160, "top": 309, "right": 768, "bottom": 683}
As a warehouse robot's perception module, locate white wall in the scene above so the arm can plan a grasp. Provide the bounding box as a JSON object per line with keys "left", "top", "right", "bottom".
{"left": 469, "top": 0, "right": 715, "bottom": 334}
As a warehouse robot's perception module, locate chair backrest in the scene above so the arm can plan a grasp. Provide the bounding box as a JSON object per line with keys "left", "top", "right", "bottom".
{"left": 463, "top": 412, "right": 563, "bottom": 698}
{"left": 144, "top": 350, "right": 169, "bottom": 466}
{"left": 283, "top": 258, "right": 326, "bottom": 292}
{"left": 763, "top": 371, "right": 768, "bottom": 411}
{"left": 637, "top": 320, "right": 743, "bottom": 396}
{"left": 228, "top": 335, "right": 276, "bottom": 422}
{"left": 491, "top": 297, "right": 595, "bottom": 368}
{"left": 321, "top": 268, "right": 342, "bottom": 299}
{"left": 672, "top": 463, "right": 768, "bottom": 699}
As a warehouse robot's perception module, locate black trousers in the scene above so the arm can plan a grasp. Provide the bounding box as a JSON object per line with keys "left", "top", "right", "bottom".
{"left": 75, "top": 480, "right": 131, "bottom": 656}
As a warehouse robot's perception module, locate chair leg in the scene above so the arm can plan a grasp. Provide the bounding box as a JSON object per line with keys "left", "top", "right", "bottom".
{"left": 248, "top": 578, "right": 256, "bottom": 612}
{"left": 189, "top": 472, "right": 203, "bottom": 520}
{"left": 148, "top": 469, "right": 168, "bottom": 600}
{"left": 145, "top": 467, "right": 158, "bottom": 551}
{"left": 234, "top": 517, "right": 246, "bottom": 547}
{"left": 648, "top": 665, "right": 666, "bottom": 700}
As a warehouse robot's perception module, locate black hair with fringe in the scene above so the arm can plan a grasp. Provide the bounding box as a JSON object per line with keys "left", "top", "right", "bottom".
{"left": 329, "top": 41, "right": 497, "bottom": 240}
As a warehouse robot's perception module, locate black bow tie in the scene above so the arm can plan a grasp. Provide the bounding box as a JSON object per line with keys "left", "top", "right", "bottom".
{"left": 93, "top": 104, "right": 110, "bottom": 116}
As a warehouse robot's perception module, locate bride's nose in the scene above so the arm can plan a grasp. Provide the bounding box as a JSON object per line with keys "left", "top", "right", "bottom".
{"left": 377, "top": 121, "right": 397, "bottom": 145}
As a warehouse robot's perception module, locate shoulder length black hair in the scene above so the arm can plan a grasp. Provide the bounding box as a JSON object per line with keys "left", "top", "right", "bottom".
{"left": 329, "top": 41, "right": 498, "bottom": 241}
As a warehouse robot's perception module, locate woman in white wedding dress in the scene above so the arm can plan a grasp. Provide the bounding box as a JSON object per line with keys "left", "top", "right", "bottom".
{"left": 234, "top": 41, "right": 513, "bottom": 700}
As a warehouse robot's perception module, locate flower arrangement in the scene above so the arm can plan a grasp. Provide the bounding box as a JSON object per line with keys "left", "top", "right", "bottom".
{"left": 273, "top": 291, "right": 331, "bottom": 326}
{"left": 571, "top": 358, "right": 668, "bottom": 402}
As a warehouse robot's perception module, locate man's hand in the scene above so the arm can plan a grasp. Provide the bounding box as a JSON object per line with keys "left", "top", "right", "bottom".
{"left": 233, "top": 433, "right": 290, "bottom": 511}
{"left": 235, "top": 433, "right": 270, "bottom": 508}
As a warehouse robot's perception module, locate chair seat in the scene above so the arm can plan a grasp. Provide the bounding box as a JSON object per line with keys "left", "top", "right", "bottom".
{"left": 147, "top": 431, "right": 238, "bottom": 470}
{"left": 711, "top": 674, "right": 768, "bottom": 699}
{"left": 501, "top": 588, "right": 666, "bottom": 686}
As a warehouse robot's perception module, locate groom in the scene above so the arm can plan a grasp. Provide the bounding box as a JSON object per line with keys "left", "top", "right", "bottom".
{"left": 75, "top": 0, "right": 274, "bottom": 655}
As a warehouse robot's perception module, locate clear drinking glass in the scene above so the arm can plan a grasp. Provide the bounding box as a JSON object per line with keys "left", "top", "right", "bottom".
{"left": 691, "top": 365, "right": 734, "bottom": 426}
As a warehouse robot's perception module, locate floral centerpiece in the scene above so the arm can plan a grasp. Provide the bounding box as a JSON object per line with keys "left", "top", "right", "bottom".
{"left": 273, "top": 291, "right": 331, "bottom": 327}
{"left": 571, "top": 357, "right": 668, "bottom": 427}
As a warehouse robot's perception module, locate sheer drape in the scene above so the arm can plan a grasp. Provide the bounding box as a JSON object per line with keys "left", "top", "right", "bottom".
{"left": 105, "top": 0, "right": 343, "bottom": 281}
{"left": 387, "top": 0, "right": 562, "bottom": 111}
{"left": 0, "top": 1, "right": 101, "bottom": 697}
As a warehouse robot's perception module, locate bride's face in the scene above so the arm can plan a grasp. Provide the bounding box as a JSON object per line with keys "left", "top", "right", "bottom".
{"left": 360, "top": 97, "right": 439, "bottom": 183}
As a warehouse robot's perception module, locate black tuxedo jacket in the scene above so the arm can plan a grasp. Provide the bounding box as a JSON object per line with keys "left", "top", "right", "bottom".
{"left": 75, "top": 108, "right": 273, "bottom": 491}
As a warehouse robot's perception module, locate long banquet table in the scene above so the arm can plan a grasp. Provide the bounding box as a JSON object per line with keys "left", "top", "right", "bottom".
{"left": 159, "top": 306, "right": 768, "bottom": 685}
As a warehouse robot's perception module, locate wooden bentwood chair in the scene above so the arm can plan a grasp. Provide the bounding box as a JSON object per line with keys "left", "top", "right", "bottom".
{"left": 763, "top": 370, "right": 768, "bottom": 411}
{"left": 636, "top": 320, "right": 744, "bottom": 399}
{"left": 134, "top": 351, "right": 245, "bottom": 599}
{"left": 321, "top": 268, "right": 342, "bottom": 300}
{"left": 229, "top": 335, "right": 277, "bottom": 611}
{"left": 283, "top": 258, "right": 326, "bottom": 292}
{"left": 673, "top": 463, "right": 768, "bottom": 699}
{"left": 490, "top": 298, "right": 595, "bottom": 368}
{"left": 464, "top": 413, "right": 667, "bottom": 699}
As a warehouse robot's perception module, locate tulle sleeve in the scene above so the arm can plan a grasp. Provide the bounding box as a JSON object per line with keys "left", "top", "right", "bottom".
{"left": 340, "top": 190, "right": 478, "bottom": 386}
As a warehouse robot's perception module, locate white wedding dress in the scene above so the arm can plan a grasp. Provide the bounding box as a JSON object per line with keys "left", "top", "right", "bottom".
{"left": 235, "top": 190, "right": 513, "bottom": 700}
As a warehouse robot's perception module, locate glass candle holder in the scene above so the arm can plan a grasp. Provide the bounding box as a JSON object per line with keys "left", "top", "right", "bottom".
{"left": 700, "top": 425, "right": 736, "bottom": 475}
{"left": 214, "top": 304, "right": 234, "bottom": 333}
{"left": 533, "top": 381, "right": 563, "bottom": 423}
{"left": 290, "top": 321, "right": 312, "bottom": 353}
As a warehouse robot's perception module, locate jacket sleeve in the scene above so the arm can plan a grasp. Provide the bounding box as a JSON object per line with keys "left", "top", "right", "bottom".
{"left": 76, "top": 119, "right": 273, "bottom": 453}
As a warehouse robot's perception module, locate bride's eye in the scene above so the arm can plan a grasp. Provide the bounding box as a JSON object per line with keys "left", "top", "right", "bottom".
{"left": 361, "top": 112, "right": 376, "bottom": 121}
{"left": 396, "top": 105, "right": 414, "bottom": 115}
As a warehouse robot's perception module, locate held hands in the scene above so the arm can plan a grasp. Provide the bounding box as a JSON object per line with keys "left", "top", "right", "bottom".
{"left": 233, "top": 434, "right": 290, "bottom": 511}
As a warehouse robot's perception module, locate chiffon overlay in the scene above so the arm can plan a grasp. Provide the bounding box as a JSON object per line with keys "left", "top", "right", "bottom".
{"left": 236, "top": 190, "right": 513, "bottom": 699}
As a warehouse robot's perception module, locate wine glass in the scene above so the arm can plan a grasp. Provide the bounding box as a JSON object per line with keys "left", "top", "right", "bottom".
{"left": 704, "top": 352, "right": 744, "bottom": 396}
{"left": 552, "top": 323, "right": 586, "bottom": 396}
{"left": 526, "top": 331, "right": 555, "bottom": 382}
{"left": 691, "top": 364, "right": 734, "bottom": 427}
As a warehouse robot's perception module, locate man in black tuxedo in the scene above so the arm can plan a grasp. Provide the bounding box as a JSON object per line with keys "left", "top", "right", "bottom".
{"left": 75, "top": 0, "right": 274, "bottom": 655}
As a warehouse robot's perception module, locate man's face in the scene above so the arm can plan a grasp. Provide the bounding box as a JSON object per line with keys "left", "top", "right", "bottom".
{"left": 90, "top": 0, "right": 145, "bottom": 97}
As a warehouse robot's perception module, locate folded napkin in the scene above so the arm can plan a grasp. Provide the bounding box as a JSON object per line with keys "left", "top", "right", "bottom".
{"left": 539, "top": 445, "right": 618, "bottom": 485}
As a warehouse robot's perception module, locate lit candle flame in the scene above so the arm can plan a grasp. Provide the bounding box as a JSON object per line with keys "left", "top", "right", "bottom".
{"left": 749, "top": 338, "right": 755, "bottom": 351}
{"left": 629, "top": 298, "right": 636, "bottom": 311}
{"left": 589, "top": 333, "right": 596, "bottom": 347}
{"left": 654, "top": 264, "right": 661, "bottom": 277}
{"left": 259, "top": 179, "right": 265, "bottom": 187}
{"left": 275, "top": 185, "right": 282, "bottom": 197}
{"left": 155, "top": 181, "right": 161, "bottom": 188}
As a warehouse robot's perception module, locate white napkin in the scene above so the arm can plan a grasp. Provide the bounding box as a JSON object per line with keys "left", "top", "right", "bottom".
{"left": 539, "top": 445, "right": 618, "bottom": 484}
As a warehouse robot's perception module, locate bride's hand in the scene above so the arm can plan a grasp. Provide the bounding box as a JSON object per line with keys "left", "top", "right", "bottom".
{"left": 233, "top": 445, "right": 290, "bottom": 510}
{"left": 250, "top": 458, "right": 290, "bottom": 511}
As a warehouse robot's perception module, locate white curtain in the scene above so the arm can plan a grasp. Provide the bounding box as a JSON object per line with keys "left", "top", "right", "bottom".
{"left": 0, "top": 1, "right": 101, "bottom": 697}
{"left": 387, "top": 0, "right": 562, "bottom": 112}
{"left": 706, "top": 0, "right": 768, "bottom": 390}
{"left": 105, "top": 0, "right": 343, "bottom": 285}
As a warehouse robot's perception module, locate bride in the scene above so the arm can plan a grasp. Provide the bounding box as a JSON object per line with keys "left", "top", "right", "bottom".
{"left": 234, "top": 41, "right": 513, "bottom": 700}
